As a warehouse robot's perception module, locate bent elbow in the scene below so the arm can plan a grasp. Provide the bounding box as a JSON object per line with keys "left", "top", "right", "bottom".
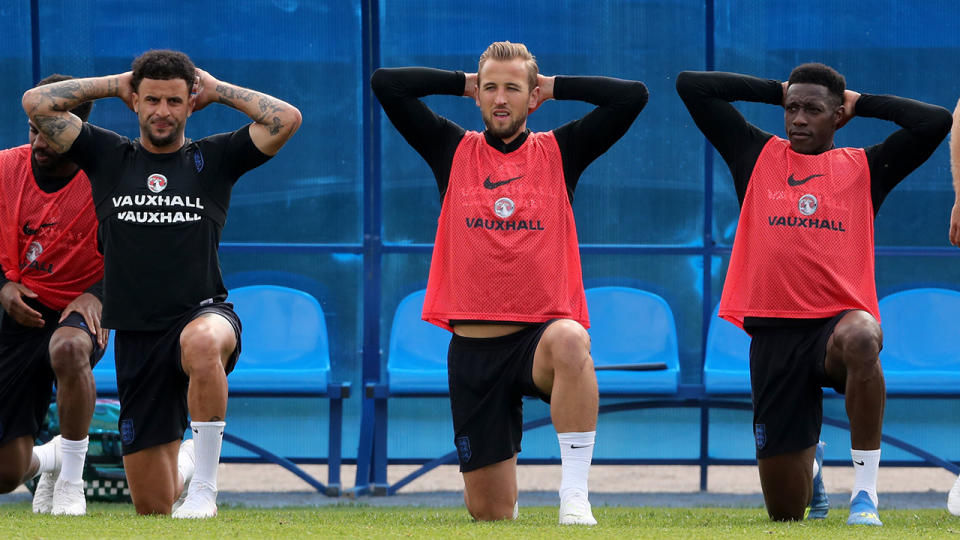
{"left": 21, "top": 88, "right": 39, "bottom": 117}
{"left": 286, "top": 106, "right": 303, "bottom": 137}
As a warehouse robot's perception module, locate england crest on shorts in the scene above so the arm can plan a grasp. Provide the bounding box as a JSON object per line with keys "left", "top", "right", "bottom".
{"left": 455, "top": 435, "right": 472, "bottom": 464}
{"left": 754, "top": 423, "right": 767, "bottom": 450}
{"left": 120, "top": 418, "right": 135, "bottom": 445}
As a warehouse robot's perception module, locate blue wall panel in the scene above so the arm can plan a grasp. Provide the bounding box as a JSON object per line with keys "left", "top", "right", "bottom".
{"left": 35, "top": 0, "right": 363, "bottom": 244}
{"left": 0, "top": 1, "right": 34, "bottom": 150}
{"left": 2, "top": 0, "right": 959, "bottom": 463}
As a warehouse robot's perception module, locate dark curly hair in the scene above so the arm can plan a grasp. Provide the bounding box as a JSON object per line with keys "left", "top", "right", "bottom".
{"left": 787, "top": 63, "right": 845, "bottom": 106}
{"left": 130, "top": 49, "right": 195, "bottom": 94}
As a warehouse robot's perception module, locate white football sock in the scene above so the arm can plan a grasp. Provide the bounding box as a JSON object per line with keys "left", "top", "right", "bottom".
{"left": 178, "top": 440, "right": 197, "bottom": 492}
{"left": 33, "top": 437, "right": 60, "bottom": 474}
{"left": 58, "top": 437, "right": 88, "bottom": 485}
{"left": 189, "top": 422, "right": 225, "bottom": 493}
{"left": 558, "top": 431, "right": 595, "bottom": 501}
{"left": 850, "top": 448, "right": 881, "bottom": 507}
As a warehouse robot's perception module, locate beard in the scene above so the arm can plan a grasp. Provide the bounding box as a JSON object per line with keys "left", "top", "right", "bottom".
{"left": 31, "top": 150, "right": 69, "bottom": 176}
{"left": 141, "top": 117, "right": 183, "bottom": 149}
{"left": 146, "top": 130, "right": 181, "bottom": 149}
{"left": 482, "top": 109, "right": 527, "bottom": 140}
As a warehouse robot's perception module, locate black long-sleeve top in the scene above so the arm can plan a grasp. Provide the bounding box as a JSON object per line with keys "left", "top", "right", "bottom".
{"left": 371, "top": 67, "right": 649, "bottom": 201}
{"left": 676, "top": 70, "right": 952, "bottom": 328}
{"left": 676, "top": 70, "right": 952, "bottom": 214}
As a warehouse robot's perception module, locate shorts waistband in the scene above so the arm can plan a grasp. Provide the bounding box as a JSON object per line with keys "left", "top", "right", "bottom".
{"left": 449, "top": 324, "right": 541, "bottom": 348}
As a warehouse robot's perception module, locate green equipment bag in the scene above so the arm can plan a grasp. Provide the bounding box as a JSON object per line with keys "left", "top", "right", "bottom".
{"left": 25, "top": 399, "right": 130, "bottom": 503}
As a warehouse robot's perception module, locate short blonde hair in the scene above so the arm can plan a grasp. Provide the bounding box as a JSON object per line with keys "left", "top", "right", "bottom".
{"left": 478, "top": 41, "right": 538, "bottom": 91}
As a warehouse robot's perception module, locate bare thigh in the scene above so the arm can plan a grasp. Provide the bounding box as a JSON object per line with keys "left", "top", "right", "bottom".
{"left": 0, "top": 435, "right": 34, "bottom": 492}
{"left": 123, "top": 440, "right": 180, "bottom": 515}
{"left": 462, "top": 454, "right": 518, "bottom": 521}
{"left": 757, "top": 445, "right": 817, "bottom": 521}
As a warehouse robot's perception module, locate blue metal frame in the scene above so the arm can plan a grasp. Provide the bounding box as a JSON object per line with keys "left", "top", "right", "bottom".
{"left": 27, "top": 0, "right": 960, "bottom": 496}
{"left": 349, "top": 0, "right": 960, "bottom": 495}
{"left": 357, "top": 387, "right": 960, "bottom": 495}
{"left": 223, "top": 382, "right": 352, "bottom": 495}
{"left": 93, "top": 382, "right": 350, "bottom": 496}
{"left": 29, "top": 0, "right": 40, "bottom": 85}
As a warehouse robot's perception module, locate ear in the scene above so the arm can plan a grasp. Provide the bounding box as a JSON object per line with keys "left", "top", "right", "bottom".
{"left": 834, "top": 104, "right": 845, "bottom": 128}
{"left": 527, "top": 85, "right": 540, "bottom": 111}
{"left": 188, "top": 93, "right": 197, "bottom": 116}
{"left": 132, "top": 92, "right": 140, "bottom": 114}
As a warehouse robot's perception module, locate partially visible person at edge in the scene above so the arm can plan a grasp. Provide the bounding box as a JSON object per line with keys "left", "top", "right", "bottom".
{"left": 372, "top": 41, "right": 648, "bottom": 525}
{"left": 677, "top": 64, "right": 951, "bottom": 525}
{"left": 22, "top": 49, "right": 301, "bottom": 518}
{"left": 0, "top": 74, "right": 105, "bottom": 516}
{"left": 947, "top": 95, "right": 960, "bottom": 518}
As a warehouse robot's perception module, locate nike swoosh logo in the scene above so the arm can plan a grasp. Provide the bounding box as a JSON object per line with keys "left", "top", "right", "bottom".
{"left": 22, "top": 222, "right": 58, "bottom": 235}
{"left": 483, "top": 175, "right": 523, "bottom": 189}
{"left": 787, "top": 173, "right": 824, "bottom": 186}
{"left": 854, "top": 460, "right": 865, "bottom": 466}
{"left": 570, "top": 444, "right": 592, "bottom": 449}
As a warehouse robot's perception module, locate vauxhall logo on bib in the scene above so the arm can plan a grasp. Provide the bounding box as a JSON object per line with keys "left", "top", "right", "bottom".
{"left": 147, "top": 173, "right": 168, "bottom": 193}
{"left": 494, "top": 197, "right": 515, "bottom": 218}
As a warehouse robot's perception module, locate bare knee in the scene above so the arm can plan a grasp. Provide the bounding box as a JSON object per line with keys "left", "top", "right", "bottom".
{"left": 180, "top": 322, "right": 229, "bottom": 377}
{"left": 49, "top": 331, "right": 93, "bottom": 377}
{"left": 758, "top": 448, "right": 814, "bottom": 522}
{"left": 0, "top": 470, "right": 24, "bottom": 494}
{"left": 133, "top": 496, "right": 173, "bottom": 516}
{"left": 544, "top": 320, "right": 593, "bottom": 374}
{"left": 833, "top": 316, "right": 883, "bottom": 372}
{"left": 763, "top": 484, "right": 809, "bottom": 521}
{"left": 767, "top": 506, "right": 805, "bottom": 522}
{"left": 465, "top": 496, "right": 516, "bottom": 521}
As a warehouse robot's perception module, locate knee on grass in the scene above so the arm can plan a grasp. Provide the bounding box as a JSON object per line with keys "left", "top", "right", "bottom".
{"left": 466, "top": 498, "right": 516, "bottom": 521}
{"left": 0, "top": 469, "right": 25, "bottom": 494}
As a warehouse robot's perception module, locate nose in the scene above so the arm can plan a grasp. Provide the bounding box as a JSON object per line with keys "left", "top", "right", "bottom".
{"left": 494, "top": 88, "right": 507, "bottom": 105}
{"left": 32, "top": 133, "right": 49, "bottom": 149}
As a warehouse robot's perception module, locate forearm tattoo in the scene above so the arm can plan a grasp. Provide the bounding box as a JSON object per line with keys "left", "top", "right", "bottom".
{"left": 216, "top": 84, "right": 288, "bottom": 136}
{"left": 42, "top": 78, "right": 110, "bottom": 110}
{"left": 33, "top": 115, "right": 73, "bottom": 151}
{"left": 215, "top": 84, "right": 256, "bottom": 106}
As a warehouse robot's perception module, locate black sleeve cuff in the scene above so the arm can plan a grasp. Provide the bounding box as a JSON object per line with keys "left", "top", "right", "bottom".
{"left": 83, "top": 279, "right": 104, "bottom": 302}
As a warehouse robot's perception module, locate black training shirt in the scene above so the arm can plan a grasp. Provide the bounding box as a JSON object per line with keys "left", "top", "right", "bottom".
{"left": 65, "top": 123, "right": 270, "bottom": 331}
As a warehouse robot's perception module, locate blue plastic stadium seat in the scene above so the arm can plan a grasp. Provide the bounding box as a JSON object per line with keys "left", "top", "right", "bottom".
{"left": 585, "top": 287, "right": 679, "bottom": 395}
{"left": 386, "top": 289, "right": 451, "bottom": 395}
{"left": 92, "top": 338, "right": 117, "bottom": 396}
{"left": 879, "top": 288, "right": 960, "bottom": 394}
{"left": 94, "top": 285, "right": 333, "bottom": 396}
{"left": 703, "top": 306, "right": 752, "bottom": 394}
{"left": 228, "top": 285, "right": 330, "bottom": 394}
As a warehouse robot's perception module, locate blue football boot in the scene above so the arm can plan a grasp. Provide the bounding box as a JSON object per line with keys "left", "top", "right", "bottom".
{"left": 847, "top": 490, "right": 882, "bottom": 526}
{"left": 807, "top": 441, "right": 828, "bottom": 519}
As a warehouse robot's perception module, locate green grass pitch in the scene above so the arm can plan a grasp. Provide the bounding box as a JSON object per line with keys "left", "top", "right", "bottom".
{"left": 1, "top": 504, "right": 958, "bottom": 539}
